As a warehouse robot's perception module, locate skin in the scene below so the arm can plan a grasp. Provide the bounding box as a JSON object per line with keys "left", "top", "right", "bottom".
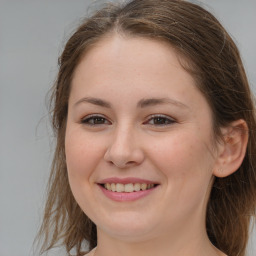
{"left": 65, "top": 35, "right": 230, "bottom": 256}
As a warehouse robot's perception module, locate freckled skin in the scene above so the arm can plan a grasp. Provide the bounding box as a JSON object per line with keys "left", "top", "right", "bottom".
{"left": 65, "top": 35, "right": 225, "bottom": 256}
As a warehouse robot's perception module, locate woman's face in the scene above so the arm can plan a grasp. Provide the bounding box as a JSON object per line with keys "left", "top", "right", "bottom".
{"left": 65, "top": 35, "right": 220, "bottom": 242}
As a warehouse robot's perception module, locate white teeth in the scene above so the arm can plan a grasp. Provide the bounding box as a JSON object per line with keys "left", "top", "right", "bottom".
{"left": 134, "top": 183, "right": 141, "bottom": 191}
{"left": 103, "top": 183, "right": 156, "bottom": 192}
{"left": 141, "top": 183, "right": 147, "bottom": 191}
{"left": 116, "top": 183, "right": 124, "bottom": 192}
{"left": 110, "top": 183, "right": 116, "bottom": 192}
{"left": 124, "top": 183, "right": 133, "bottom": 192}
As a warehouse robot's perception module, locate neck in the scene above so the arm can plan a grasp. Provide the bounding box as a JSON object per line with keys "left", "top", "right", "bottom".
{"left": 94, "top": 227, "right": 223, "bottom": 256}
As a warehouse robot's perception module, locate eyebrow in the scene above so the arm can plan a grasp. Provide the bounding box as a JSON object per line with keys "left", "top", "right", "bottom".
{"left": 137, "top": 98, "right": 189, "bottom": 109}
{"left": 74, "top": 97, "right": 111, "bottom": 108}
{"left": 74, "top": 97, "right": 189, "bottom": 109}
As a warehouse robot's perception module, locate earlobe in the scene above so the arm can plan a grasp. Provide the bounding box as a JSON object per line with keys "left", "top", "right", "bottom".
{"left": 213, "top": 119, "right": 248, "bottom": 178}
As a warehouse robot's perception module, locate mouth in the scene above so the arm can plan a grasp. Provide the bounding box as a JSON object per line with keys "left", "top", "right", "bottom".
{"left": 99, "top": 183, "right": 158, "bottom": 193}
{"left": 97, "top": 177, "right": 160, "bottom": 201}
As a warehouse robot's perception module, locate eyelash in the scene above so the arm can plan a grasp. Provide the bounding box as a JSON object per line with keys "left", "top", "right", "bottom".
{"left": 81, "top": 114, "right": 111, "bottom": 126}
{"left": 144, "top": 114, "right": 176, "bottom": 126}
{"left": 80, "top": 114, "right": 176, "bottom": 126}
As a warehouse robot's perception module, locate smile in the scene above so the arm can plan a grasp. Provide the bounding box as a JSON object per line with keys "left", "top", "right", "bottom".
{"left": 102, "top": 183, "right": 156, "bottom": 192}
{"left": 97, "top": 178, "right": 159, "bottom": 202}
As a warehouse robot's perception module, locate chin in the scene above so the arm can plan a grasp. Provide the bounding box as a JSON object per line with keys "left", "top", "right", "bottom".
{"left": 95, "top": 213, "right": 159, "bottom": 241}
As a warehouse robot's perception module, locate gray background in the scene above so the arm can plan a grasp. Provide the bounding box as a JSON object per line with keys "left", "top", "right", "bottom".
{"left": 0, "top": 0, "right": 255, "bottom": 256}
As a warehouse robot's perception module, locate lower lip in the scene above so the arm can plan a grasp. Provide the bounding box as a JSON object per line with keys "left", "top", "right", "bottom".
{"left": 98, "top": 185, "right": 158, "bottom": 202}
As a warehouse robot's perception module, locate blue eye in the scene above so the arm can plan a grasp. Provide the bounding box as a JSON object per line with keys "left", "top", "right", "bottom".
{"left": 146, "top": 115, "right": 175, "bottom": 126}
{"left": 81, "top": 115, "right": 111, "bottom": 125}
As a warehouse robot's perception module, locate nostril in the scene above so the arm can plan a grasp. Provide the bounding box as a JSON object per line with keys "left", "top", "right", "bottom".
{"left": 104, "top": 143, "right": 145, "bottom": 168}
{"left": 127, "top": 161, "right": 136, "bottom": 165}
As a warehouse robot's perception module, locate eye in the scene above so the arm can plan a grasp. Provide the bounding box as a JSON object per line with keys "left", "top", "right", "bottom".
{"left": 81, "top": 115, "right": 111, "bottom": 126}
{"left": 144, "top": 115, "right": 176, "bottom": 126}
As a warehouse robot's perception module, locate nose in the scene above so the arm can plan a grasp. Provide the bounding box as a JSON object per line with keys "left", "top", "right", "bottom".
{"left": 104, "top": 125, "right": 145, "bottom": 168}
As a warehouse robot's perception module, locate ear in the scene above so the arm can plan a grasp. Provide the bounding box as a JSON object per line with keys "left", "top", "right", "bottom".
{"left": 213, "top": 119, "right": 248, "bottom": 178}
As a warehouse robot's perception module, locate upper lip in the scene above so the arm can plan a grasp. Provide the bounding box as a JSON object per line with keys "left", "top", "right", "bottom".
{"left": 98, "top": 177, "right": 159, "bottom": 185}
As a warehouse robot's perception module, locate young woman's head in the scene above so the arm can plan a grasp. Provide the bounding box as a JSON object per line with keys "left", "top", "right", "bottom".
{"left": 39, "top": 1, "right": 256, "bottom": 256}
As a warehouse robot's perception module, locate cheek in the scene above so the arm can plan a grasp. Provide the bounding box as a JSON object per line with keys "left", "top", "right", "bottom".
{"left": 65, "top": 128, "right": 103, "bottom": 181}
{"left": 149, "top": 132, "right": 214, "bottom": 221}
{"left": 152, "top": 131, "right": 211, "bottom": 168}
{"left": 65, "top": 128, "right": 105, "bottom": 214}
{"left": 148, "top": 130, "right": 214, "bottom": 193}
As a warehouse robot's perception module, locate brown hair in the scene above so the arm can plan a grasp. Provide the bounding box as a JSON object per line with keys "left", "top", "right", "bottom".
{"left": 37, "top": 1, "right": 256, "bottom": 255}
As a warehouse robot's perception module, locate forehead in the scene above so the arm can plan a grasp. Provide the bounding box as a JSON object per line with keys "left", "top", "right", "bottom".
{"left": 72, "top": 35, "right": 196, "bottom": 93}
{"left": 74, "top": 35, "right": 203, "bottom": 104}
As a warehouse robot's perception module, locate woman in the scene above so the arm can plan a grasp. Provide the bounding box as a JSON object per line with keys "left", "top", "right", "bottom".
{"left": 38, "top": 0, "right": 256, "bottom": 256}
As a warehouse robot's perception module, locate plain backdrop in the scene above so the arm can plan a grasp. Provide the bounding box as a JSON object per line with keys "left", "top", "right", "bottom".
{"left": 0, "top": 1, "right": 255, "bottom": 256}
